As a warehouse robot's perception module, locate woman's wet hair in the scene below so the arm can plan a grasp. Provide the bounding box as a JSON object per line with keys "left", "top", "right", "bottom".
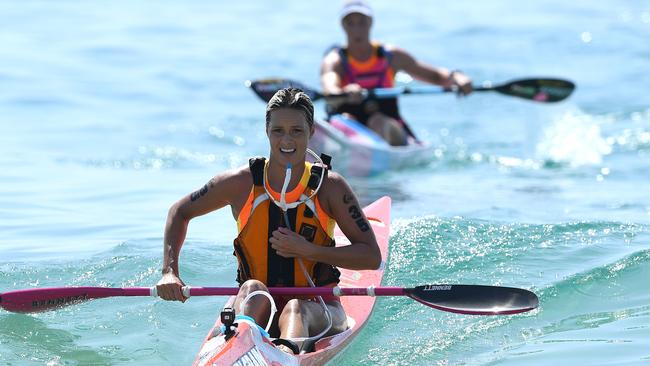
{"left": 265, "top": 88, "right": 314, "bottom": 127}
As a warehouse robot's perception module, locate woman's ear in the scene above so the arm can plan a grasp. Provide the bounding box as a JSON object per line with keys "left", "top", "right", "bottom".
{"left": 309, "top": 125, "right": 315, "bottom": 138}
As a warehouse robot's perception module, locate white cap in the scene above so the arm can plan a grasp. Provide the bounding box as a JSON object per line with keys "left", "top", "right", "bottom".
{"left": 340, "top": 0, "right": 373, "bottom": 20}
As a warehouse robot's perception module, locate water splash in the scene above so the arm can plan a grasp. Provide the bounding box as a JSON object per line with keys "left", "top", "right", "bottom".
{"left": 536, "top": 110, "right": 612, "bottom": 167}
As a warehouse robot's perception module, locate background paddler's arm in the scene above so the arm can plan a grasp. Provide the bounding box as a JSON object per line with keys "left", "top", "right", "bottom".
{"left": 320, "top": 50, "right": 356, "bottom": 107}
{"left": 390, "top": 47, "right": 472, "bottom": 93}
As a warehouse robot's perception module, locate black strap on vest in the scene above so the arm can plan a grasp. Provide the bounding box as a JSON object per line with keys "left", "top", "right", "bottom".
{"left": 307, "top": 153, "right": 332, "bottom": 190}
{"left": 320, "top": 153, "right": 332, "bottom": 169}
{"left": 267, "top": 203, "right": 295, "bottom": 286}
{"left": 250, "top": 155, "right": 332, "bottom": 191}
{"left": 338, "top": 44, "right": 387, "bottom": 59}
{"left": 376, "top": 45, "right": 387, "bottom": 58}
{"left": 249, "top": 157, "right": 266, "bottom": 186}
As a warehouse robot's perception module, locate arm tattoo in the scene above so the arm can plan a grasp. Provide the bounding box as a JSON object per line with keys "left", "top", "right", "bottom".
{"left": 190, "top": 178, "right": 215, "bottom": 202}
{"left": 348, "top": 203, "right": 370, "bottom": 232}
{"left": 343, "top": 193, "right": 354, "bottom": 204}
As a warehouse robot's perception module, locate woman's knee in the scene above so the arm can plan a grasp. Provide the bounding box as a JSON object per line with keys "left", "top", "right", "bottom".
{"left": 366, "top": 114, "right": 385, "bottom": 132}
{"left": 236, "top": 280, "right": 269, "bottom": 312}
{"left": 327, "top": 303, "right": 348, "bottom": 333}
{"left": 239, "top": 279, "right": 267, "bottom": 294}
{"left": 280, "top": 299, "right": 304, "bottom": 318}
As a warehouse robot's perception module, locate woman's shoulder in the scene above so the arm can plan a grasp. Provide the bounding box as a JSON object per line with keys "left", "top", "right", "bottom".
{"left": 323, "top": 169, "right": 345, "bottom": 186}
{"left": 318, "top": 170, "right": 352, "bottom": 200}
{"left": 215, "top": 164, "right": 253, "bottom": 189}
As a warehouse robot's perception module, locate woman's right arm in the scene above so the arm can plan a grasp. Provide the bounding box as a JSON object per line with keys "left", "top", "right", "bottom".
{"left": 321, "top": 50, "right": 344, "bottom": 95}
{"left": 156, "top": 168, "right": 247, "bottom": 301}
{"left": 320, "top": 51, "right": 364, "bottom": 105}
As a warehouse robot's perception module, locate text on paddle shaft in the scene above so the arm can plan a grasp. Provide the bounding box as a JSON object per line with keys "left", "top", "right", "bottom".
{"left": 422, "top": 285, "right": 452, "bottom": 291}
{"left": 32, "top": 294, "right": 88, "bottom": 309}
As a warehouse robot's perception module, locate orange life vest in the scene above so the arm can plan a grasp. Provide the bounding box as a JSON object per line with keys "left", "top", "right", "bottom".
{"left": 328, "top": 42, "right": 406, "bottom": 126}
{"left": 339, "top": 42, "right": 395, "bottom": 89}
{"left": 233, "top": 157, "right": 340, "bottom": 287}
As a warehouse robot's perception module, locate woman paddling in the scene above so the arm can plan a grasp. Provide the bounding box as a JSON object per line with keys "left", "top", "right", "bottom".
{"left": 155, "top": 87, "right": 381, "bottom": 353}
{"left": 321, "top": 0, "right": 473, "bottom": 146}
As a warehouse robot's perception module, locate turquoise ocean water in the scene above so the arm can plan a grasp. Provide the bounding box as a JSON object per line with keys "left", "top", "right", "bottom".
{"left": 1, "top": 1, "right": 650, "bottom": 365}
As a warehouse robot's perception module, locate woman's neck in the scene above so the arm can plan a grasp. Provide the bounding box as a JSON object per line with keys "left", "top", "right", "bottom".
{"left": 266, "top": 159, "right": 305, "bottom": 193}
{"left": 346, "top": 40, "right": 374, "bottom": 61}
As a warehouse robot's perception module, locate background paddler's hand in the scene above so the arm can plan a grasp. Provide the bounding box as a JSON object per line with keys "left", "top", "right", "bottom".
{"left": 342, "top": 83, "right": 365, "bottom": 104}
{"left": 270, "top": 226, "right": 315, "bottom": 259}
{"left": 156, "top": 272, "right": 187, "bottom": 302}
{"left": 446, "top": 70, "right": 473, "bottom": 96}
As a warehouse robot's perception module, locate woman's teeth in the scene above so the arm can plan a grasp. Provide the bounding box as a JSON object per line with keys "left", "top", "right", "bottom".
{"left": 281, "top": 148, "right": 296, "bottom": 153}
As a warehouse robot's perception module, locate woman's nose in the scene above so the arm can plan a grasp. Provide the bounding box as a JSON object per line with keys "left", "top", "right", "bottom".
{"left": 281, "top": 133, "right": 293, "bottom": 143}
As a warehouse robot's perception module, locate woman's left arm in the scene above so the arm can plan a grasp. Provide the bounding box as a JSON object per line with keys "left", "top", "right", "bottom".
{"left": 269, "top": 173, "right": 381, "bottom": 270}
{"left": 389, "top": 46, "right": 473, "bottom": 95}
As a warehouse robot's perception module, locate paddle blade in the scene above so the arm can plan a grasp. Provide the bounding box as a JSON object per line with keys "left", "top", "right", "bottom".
{"left": 405, "top": 284, "right": 538, "bottom": 315}
{"left": 489, "top": 78, "right": 575, "bottom": 103}
{"left": 0, "top": 287, "right": 151, "bottom": 313}
{"left": 246, "top": 78, "right": 323, "bottom": 102}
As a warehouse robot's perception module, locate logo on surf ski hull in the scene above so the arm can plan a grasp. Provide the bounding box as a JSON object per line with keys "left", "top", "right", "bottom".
{"left": 232, "top": 347, "right": 268, "bottom": 366}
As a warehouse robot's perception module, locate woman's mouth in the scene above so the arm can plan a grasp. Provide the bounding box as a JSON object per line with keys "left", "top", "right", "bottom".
{"left": 280, "top": 148, "right": 296, "bottom": 154}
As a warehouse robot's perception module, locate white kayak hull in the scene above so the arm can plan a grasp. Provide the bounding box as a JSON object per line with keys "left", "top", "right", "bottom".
{"left": 309, "top": 115, "right": 434, "bottom": 176}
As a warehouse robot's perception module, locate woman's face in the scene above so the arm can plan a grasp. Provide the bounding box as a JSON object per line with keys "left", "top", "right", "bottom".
{"left": 342, "top": 13, "right": 372, "bottom": 46}
{"left": 266, "top": 108, "right": 314, "bottom": 168}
